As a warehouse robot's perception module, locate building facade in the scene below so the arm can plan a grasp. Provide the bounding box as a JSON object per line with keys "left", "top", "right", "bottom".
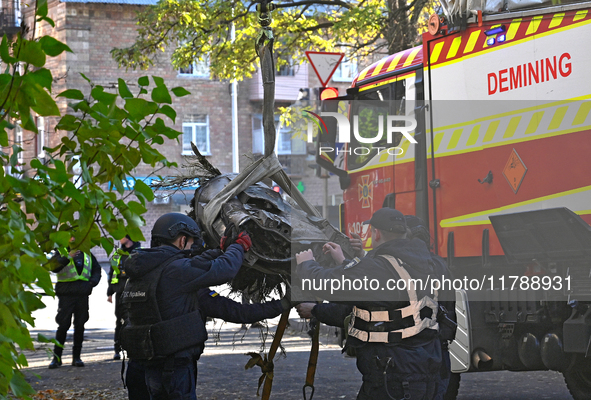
{"left": 15, "top": 0, "right": 354, "bottom": 260}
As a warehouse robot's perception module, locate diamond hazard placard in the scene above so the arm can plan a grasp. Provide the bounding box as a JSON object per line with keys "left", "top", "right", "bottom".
{"left": 503, "top": 149, "right": 527, "bottom": 194}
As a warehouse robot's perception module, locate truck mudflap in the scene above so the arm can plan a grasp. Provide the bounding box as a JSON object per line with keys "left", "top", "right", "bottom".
{"left": 450, "top": 289, "right": 471, "bottom": 373}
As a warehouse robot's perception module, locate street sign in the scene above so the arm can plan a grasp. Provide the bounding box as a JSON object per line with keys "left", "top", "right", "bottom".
{"left": 305, "top": 51, "right": 344, "bottom": 87}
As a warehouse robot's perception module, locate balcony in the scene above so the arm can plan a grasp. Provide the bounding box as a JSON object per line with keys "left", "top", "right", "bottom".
{"left": 0, "top": 4, "right": 21, "bottom": 36}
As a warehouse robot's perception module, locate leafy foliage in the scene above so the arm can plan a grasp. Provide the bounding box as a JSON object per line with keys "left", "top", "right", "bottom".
{"left": 0, "top": 1, "right": 189, "bottom": 397}
{"left": 111, "top": 0, "right": 436, "bottom": 81}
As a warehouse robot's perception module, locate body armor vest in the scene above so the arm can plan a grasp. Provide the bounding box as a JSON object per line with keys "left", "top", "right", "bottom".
{"left": 120, "top": 254, "right": 207, "bottom": 360}
{"left": 348, "top": 255, "right": 439, "bottom": 343}
{"left": 56, "top": 252, "right": 91, "bottom": 282}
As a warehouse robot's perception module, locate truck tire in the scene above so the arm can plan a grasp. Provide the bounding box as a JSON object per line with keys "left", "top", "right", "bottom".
{"left": 563, "top": 355, "right": 591, "bottom": 400}
{"left": 443, "top": 373, "right": 461, "bottom": 400}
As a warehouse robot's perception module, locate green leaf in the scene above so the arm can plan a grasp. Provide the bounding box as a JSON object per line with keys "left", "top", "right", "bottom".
{"left": 58, "top": 89, "right": 85, "bottom": 100}
{"left": 138, "top": 76, "right": 149, "bottom": 87}
{"left": 118, "top": 78, "right": 133, "bottom": 99}
{"left": 152, "top": 76, "right": 165, "bottom": 87}
{"left": 9, "top": 370, "right": 35, "bottom": 397}
{"left": 158, "top": 105, "right": 176, "bottom": 122}
{"left": 171, "top": 87, "right": 191, "bottom": 97}
{"left": 36, "top": 0, "right": 49, "bottom": 18}
{"left": 19, "top": 39, "right": 46, "bottom": 67}
{"left": 124, "top": 98, "right": 158, "bottom": 120}
{"left": 100, "top": 237, "right": 114, "bottom": 256}
{"left": 27, "top": 68, "right": 53, "bottom": 90}
{"left": 0, "top": 35, "right": 16, "bottom": 64}
{"left": 133, "top": 179, "right": 154, "bottom": 201}
{"left": 49, "top": 231, "right": 71, "bottom": 247}
{"left": 39, "top": 36, "right": 72, "bottom": 57}
{"left": 151, "top": 85, "right": 171, "bottom": 104}
{"left": 91, "top": 86, "right": 117, "bottom": 105}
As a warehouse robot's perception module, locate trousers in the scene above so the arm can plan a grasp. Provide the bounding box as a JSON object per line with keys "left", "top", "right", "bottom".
{"left": 54, "top": 295, "right": 90, "bottom": 358}
{"left": 144, "top": 358, "right": 197, "bottom": 400}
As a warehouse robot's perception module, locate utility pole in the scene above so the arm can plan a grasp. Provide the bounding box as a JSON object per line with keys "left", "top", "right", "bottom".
{"left": 231, "top": 21, "right": 239, "bottom": 173}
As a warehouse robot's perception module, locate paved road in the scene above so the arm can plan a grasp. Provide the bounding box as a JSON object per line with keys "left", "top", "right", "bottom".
{"left": 24, "top": 267, "right": 575, "bottom": 399}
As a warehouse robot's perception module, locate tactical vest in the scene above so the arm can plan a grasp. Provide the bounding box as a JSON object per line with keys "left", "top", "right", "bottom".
{"left": 120, "top": 254, "right": 207, "bottom": 360}
{"left": 56, "top": 252, "right": 92, "bottom": 282}
{"left": 348, "top": 255, "right": 439, "bottom": 343}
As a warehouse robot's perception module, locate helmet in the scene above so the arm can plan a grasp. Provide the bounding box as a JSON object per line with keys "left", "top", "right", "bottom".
{"left": 151, "top": 213, "right": 202, "bottom": 242}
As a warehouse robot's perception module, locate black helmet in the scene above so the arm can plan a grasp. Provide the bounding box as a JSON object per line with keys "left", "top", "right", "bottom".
{"left": 151, "top": 213, "right": 201, "bottom": 242}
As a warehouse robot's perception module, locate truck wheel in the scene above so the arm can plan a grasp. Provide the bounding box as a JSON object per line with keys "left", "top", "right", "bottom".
{"left": 443, "top": 373, "right": 461, "bottom": 400}
{"left": 563, "top": 355, "right": 591, "bottom": 400}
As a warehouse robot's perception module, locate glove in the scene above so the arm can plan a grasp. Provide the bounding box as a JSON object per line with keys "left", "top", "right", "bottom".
{"left": 235, "top": 231, "right": 252, "bottom": 252}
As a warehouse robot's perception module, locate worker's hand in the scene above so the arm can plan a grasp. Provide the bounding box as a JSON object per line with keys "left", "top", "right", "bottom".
{"left": 349, "top": 232, "right": 365, "bottom": 258}
{"left": 296, "top": 250, "right": 315, "bottom": 264}
{"left": 234, "top": 231, "right": 252, "bottom": 252}
{"left": 296, "top": 303, "right": 316, "bottom": 319}
{"left": 323, "top": 242, "right": 345, "bottom": 264}
{"left": 69, "top": 249, "right": 81, "bottom": 258}
{"left": 107, "top": 295, "right": 113, "bottom": 304}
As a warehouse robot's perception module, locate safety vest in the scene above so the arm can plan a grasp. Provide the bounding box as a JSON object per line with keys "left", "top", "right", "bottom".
{"left": 347, "top": 255, "right": 439, "bottom": 343}
{"left": 56, "top": 252, "right": 92, "bottom": 282}
{"left": 110, "top": 249, "right": 131, "bottom": 284}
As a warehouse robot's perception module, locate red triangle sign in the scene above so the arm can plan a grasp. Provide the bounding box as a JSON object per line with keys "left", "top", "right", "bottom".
{"left": 305, "top": 51, "right": 344, "bottom": 87}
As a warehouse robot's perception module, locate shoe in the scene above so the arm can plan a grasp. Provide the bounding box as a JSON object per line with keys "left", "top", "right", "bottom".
{"left": 72, "top": 358, "right": 85, "bottom": 367}
{"left": 113, "top": 352, "right": 121, "bottom": 360}
{"left": 48, "top": 357, "right": 62, "bottom": 369}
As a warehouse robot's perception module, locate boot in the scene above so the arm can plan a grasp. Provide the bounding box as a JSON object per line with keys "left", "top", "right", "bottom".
{"left": 49, "top": 346, "right": 63, "bottom": 369}
{"left": 72, "top": 346, "right": 85, "bottom": 367}
{"left": 48, "top": 356, "right": 62, "bottom": 369}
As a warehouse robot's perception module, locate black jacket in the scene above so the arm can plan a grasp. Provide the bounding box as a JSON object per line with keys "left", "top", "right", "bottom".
{"left": 124, "top": 244, "right": 245, "bottom": 360}
{"left": 52, "top": 251, "right": 102, "bottom": 297}
{"left": 107, "top": 241, "right": 141, "bottom": 297}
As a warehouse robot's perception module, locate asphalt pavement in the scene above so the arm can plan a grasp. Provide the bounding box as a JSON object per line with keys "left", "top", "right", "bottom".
{"left": 22, "top": 266, "right": 575, "bottom": 400}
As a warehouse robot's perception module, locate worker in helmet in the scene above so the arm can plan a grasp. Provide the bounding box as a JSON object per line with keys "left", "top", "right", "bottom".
{"left": 107, "top": 235, "right": 141, "bottom": 360}
{"left": 120, "top": 212, "right": 251, "bottom": 400}
{"left": 295, "top": 208, "right": 442, "bottom": 400}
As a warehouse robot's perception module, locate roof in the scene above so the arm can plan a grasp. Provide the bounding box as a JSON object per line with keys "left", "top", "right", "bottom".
{"left": 353, "top": 45, "right": 424, "bottom": 86}
{"left": 61, "top": 0, "right": 157, "bottom": 5}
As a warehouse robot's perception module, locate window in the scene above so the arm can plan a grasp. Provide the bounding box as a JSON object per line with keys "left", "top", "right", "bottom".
{"left": 182, "top": 115, "right": 210, "bottom": 155}
{"left": 332, "top": 56, "right": 358, "bottom": 82}
{"left": 15, "top": 125, "right": 23, "bottom": 164}
{"left": 179, "top": 56, "right": 209, "bottom": 78}
{"left": 37, "top": 116, "right": 46, "bottom": 158}
{"left": 252, "top": 114, "right": 306, "bottom": 155}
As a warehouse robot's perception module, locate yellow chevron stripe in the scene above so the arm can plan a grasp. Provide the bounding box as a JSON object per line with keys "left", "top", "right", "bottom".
{"left": 464, "top": 30, "right": 480, "bottom": 54}
{"left": 549, "top": 13, "right": 565, "bottom": 28}
{"left": 386, "top": 53, "right": 404, "bottom": 72}
{"left": 358, "top": 65, "right": 372, "bottom": 81}
{"left": 431, "top": 18, "right": 591, "bottom": 70}
{"left": 371, "top": 58, "right": 388, "bottom": 77}
{"left": 403, "top": 48, "right": 421, "bottom": 67}
{"left": 440, "top": 185, "right": 591, "bottom": 228}
{"left": 503, "top": 116, "right": 522, "bottom": 138}
{"left": 526, "top": 15, "right": 543, "bottom": 35}
{"left": 548, "top": 106, "right": 568, "bottom": 129}
{"left": 574, "top": 10, "right": 588, "bottom": 22}
{"left": 525, "top": 111, "right": 544, "bottom": 134}
{"left": 573, "top": 102, "right": 591, "bottom": 125}
{"left": 466, "top": 125, "right": 480, "bottom": 146}
{"left": 447, "top": 128, "right": 463, "bottom": 149}
{"left": 447, "top": 37, "right": 462, "bottom": 59}
{"left": 433, "top": 132, "right": 444, "bottom": 152}
{"left": 506, "top": 18, "right": 522, "bottom": 40}
{"left": 483, "top": 120, "right": 500, "bottom": 142}
{"left": 430, "top": 42, "right": 444, "bottom": 65}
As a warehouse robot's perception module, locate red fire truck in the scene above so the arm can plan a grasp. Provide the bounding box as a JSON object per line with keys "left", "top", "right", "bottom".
{"left": 315, "top": 0, "right": 591, "bottom": 398}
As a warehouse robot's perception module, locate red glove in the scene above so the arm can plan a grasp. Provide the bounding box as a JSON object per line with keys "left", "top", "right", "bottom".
{"left": 235, "top": 232, "right": 252, "bottom": 252}
{"left": 220, "top": 235, "right": 229, "bottom": 251}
